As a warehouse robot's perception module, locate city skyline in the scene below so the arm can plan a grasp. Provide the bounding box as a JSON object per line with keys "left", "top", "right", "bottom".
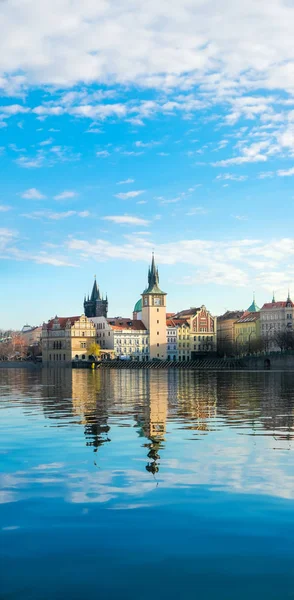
{"left": 1, "top": 1, "right": 294, "bottom": 328}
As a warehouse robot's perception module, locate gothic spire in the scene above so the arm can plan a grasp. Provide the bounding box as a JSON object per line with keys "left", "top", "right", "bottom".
{"left": 142, "top": 253, "right": 166, "bottom": 295}
{"left": 90, "top": 277, "right": 101, "bottom": 301}
{"left": 272, "top": 291, "right": 276, "bottom": 303}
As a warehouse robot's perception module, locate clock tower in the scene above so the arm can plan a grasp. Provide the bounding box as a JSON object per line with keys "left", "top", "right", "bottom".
{"left": 141, "top": 253, "right": 167, "bottom": 360}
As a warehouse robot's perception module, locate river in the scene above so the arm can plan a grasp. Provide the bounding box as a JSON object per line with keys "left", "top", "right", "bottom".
{"left": 1, "top": 368, "right": 294, "bottom": 599}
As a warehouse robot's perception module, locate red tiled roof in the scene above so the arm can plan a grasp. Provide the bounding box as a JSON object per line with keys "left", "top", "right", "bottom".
{"left": 107, "top": 318, "right": 147, "bottom": 331}
{"left": 166, "top": 312, "right": 175, "bottom": 318}
{"left": 235, "top": 312, "right": 260, "bottom": 323}
{"left": 262, "top": 302, "right": 294, "bottom": 309}
{"left": 166, "top": 318, "right": 190, "bottom": 327}
{"left": 45, "top": 316, "right": 81, "bottom": 330}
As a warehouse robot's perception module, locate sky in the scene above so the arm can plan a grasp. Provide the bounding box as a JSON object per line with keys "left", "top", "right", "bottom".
{"left": 1, "top": 0, "right": 294, "bottom": 329}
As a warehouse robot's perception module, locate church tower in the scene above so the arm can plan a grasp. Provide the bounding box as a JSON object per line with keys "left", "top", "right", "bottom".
{"left": 141, "top": 254, "right": 167, "bottom": 360}
{"left": 84, "top": 278, "right": 108, "bottom": 318}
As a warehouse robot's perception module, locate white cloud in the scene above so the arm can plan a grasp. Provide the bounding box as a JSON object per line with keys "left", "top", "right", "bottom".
{"left": 0, "top": 205, "right": 12, "bottom": 212}
{"left": 96, "top": 150, "right": 110, "bottom": 157}
{"left": 277, "top": 167, "right": 294, "bottom": 177}
{"left": 54, "top": 190, "right": 78, "bottom": 200}
{"left": 21, "top": 188, "right": 46, "bottom": 199}
{"left": 22, "top": 210, "right": 89, "bottom": 220}
{"left": 67, "top": 236, "right": 294, "bottom": 293}
{"left": 39, "top": 137, "right": 54, "bottom": 146}
{"left": 216, "top": 173, "right": 248, "bottom": 182}
{"left": 135, "top": 140, "right": 160, "bottom": 148}
{"left": 102, "top": 215, "right": 149, "bottom": 226}
{"left": 16, "top": 155, "right": 45, "bottom": 169}
{"left": 117, "top": 178, "right": 135, "bottom": 185}
{"left": 115, "top": 190, "right": 145, "bottom": 200}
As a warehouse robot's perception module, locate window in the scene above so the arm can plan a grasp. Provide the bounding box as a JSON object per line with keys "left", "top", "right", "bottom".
{"left": 63, "top": 354, "right": 66, "bottom": 361}
{"left": 157, "top": 343, "right": 159, "bottom": 347}
{"left": 157, "top": 308, "right": 159, "bottom": 312}
{"left": 49, "top": 354, "right": 51, "bottom": 361}
{"left": 157, "top": 320, "right": 159, "bottom": 324}
{"left": 157, "top": 331, "right": 159, "bottom": 335}
{"left": 82, "top": 331, "right": 85, "bottom": 336}
{"left": 157, "top": 353, "right": 160, "bottom": 357}
{"left": 82, "top": 354, "right": 85, "bottom": 360}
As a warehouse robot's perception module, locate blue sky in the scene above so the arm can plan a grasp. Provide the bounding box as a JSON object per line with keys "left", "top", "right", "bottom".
{"left": 1, "top": 0, "right": 294, "bottom": 329}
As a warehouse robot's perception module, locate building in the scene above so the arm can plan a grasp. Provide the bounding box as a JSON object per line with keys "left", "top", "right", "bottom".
{"left": 21, "top": 325, "right": 42, "bottom": 347}
{"left": 173, "top": 305, "right": 217, "bottom": 357}
{"left": 141, "top": 254, "right": 167, "bottom": 360}
{"left": 84, "top": 277, "right": 108, "bottom": 318}
{"left": 166, "top": 318, "right": 178, "bottom": 361}
{"left": 234, "top": 312, "right": 261, "bottom": 353}
{"left": 217, "top": 310, "right": 244, "bottom": 347}
{"left": 91, "top": 316, "right": 149, "bottom": 361}
{"left": 260, "top": 293, "right": 294, "bottom": 351}
{"left": 42, "top": 315, "right": 96, "bottom": 365}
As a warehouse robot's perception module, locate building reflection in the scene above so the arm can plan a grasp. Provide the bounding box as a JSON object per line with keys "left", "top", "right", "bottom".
{"left": 135, "top": 371, "right": 168, "bottom": 475}
{"left": 71, "top": 370, "right": 110, "bottom": 452}
{"left": 175, "top": 371, "right": 217, "bottom": 433}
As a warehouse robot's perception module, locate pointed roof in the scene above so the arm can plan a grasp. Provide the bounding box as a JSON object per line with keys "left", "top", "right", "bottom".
{"left": 247, "top": 294, "right": 260, "bottom": 313}
{"left": 90, "top": 277, "right": 101, "bottom": 302}
{"left": 142, "top": 253, "right": 166, "bottom": 295}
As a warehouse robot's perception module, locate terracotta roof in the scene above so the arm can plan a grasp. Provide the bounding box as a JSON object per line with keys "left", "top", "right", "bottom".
{"left": 45, "top": 316, "right": 81, "bottom": 330}
{"left": 235, "top": 312, "right": 260, "bottom": 324}
{"left": 262, "top": 301, "right": 294, "bottom": 309}
{"left": 107, "top": 318, "right": 147, "bottom": 331}
{"left": 166, "top": 318, "right": 190, "bottom": 327}
{"left": 166, "top": 312, "right": 175, "bottom": 318}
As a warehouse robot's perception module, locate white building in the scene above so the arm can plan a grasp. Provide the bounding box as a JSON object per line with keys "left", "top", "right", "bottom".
{"left": 260, "top": 295, "right": 294, "bottom": 351}
{"left": 91, "top": 316, "right": 149, "bottom": 361}
{"left": 166, "top": 318, "right": 178, "bottom": 361}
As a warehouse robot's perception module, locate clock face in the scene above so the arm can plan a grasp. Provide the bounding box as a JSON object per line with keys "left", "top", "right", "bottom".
{"left": 154, "top": 297, "right": 161, "bottom": 306}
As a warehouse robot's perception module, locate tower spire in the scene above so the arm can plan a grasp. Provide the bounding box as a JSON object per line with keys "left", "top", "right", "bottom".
{"left": 272, "top": 290, "right": 276, "bottom": 303}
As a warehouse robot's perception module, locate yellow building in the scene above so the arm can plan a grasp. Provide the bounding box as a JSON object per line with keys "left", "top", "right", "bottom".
{"left": 217, "top": 310, "right": 244, "bottom": 345}
{"left": 176, "top": 319, "right": 191, "bottom": 361}
{"left": 42, "top": 314, "right": 96, "bottom": 365}
{"left": 234, "top": 312, "right": 261, "bottom": 353}
{"left": 174, "top": 305, "right": 217, "bottom": 358}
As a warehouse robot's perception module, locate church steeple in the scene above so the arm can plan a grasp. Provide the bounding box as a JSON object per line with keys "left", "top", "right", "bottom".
{"left": 84, "top": 276, "right": 108, "bottom": 318}
{"left": 90, "top": 277, "right": 101, "bottom": 302}
{"left": 142, "top": 253, "right": 165, "bottom": 295}
{"left": 272, "top": 291, "right": 276, "bottom": 303}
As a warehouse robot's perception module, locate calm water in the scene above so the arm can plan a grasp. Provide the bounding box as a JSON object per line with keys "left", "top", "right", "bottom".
{"left": 1, "top": 369, "right": 294, "bottom": 599}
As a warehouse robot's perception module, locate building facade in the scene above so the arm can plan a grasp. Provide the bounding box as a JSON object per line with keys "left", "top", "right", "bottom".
{"left": 174, "top": 305, "right": 217, "bottom": 357}
{"left": 217, "top": 310, "right": 244, "bottom": 347}
{"left": 260, "top": 294, "right": 294, "bottom": 351}
{"left": 234, "top": 312, "right": 261, "bottom": 352}
{"left": 84, "top": 278, "right": 108, "bottom": 318}
{"left": 166, "top": 318, "right": 178, "bottom": 361}
{"left": 42, "top": 315, "right": 96, "bottom": 365}
{"left": 91, "top": 316, "right": 149, "bottom": 361}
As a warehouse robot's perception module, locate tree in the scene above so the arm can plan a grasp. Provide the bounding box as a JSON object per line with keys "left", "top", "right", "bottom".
{"left": 88, "top": 342, "right": 101, "bottom": 359}
{"left": 274, "top": 330, "right": 294, "bottom": 352}
{"left": 0, "top": 340, "right": 13, "bottom": 361}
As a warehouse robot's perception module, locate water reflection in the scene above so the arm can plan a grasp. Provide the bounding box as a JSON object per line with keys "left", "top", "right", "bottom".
{"left": 1, "top": 368, "right": 294, "bottom": 501}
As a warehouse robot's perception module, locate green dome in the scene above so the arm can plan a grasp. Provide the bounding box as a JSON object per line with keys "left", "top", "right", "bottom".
{"left": 134, "top": 298, "right": 142, "bottom": 313}
{"left": 247, "top": 297, "right": 260, "bottom": 313}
